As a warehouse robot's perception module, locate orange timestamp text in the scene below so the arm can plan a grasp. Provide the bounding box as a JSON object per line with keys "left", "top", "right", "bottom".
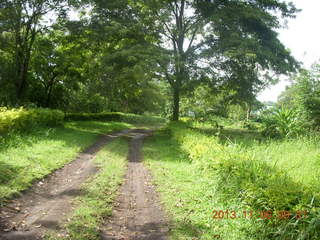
{"left": 212, "top": 209, "right": 308, "bottom": 220}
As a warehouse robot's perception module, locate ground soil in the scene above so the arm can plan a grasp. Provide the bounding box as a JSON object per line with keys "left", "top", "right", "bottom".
{"left": 101, "top": 130, "right": 168, "bottom": 240}
{"left": 0, "top": 129, "right": 131, "bottom": 239}
{"left": 0, "top": 128, "right": 168, "bottom": 240}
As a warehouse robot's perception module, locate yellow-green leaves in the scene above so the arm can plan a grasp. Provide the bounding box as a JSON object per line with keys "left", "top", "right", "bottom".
{"left": 0, "top": 108, "right": 64, "bottom": 134}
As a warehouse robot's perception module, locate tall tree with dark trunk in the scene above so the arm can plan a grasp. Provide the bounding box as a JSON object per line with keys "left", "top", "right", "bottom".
{"left": 141, "top": 0, "right": 299, "bottom": 120}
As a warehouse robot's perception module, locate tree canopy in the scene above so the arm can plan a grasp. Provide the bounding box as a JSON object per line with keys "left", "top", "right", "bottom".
{"left": 0, "top": 0, "right": 300, "bottom": 118}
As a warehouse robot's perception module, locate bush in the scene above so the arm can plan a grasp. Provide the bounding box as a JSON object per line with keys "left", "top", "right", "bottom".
{"left": 0, "top": 107, "right": 64, "bottom": 134}
{"left": 66, "top": 92, "right": 107, "bottom": 113}
{"left": 65, "top": 112, "right": 166, "bottom": 125}
{"left": 261, "top": 108, "right": 303, "bottom": 138}
{"left": 65, "top": 112, "right": 122, "bottom": 121}
{"left": 242, "top": 121, "right": 260, "bottom": 130}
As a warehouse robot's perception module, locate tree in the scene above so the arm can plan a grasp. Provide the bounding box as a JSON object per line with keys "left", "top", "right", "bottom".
{"left": 138, "top": 0, "right": 299, "bottom": 120}
{"left": 279, "top": 63, "right": 320, "bottom": 127}
{"left": 0, "top": 0, "right": 300, "bottom": 117}
{"left": 30, "top": 29, "right": 85, "bottom": 108}
{"left": 80, "top": 0, "right": 166, "bottom": 113}
{"left": 0, "top": 0, "right": 65, "bottom": 101}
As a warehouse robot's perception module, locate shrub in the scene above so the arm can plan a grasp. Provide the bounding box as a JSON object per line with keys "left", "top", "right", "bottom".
{"left": 65, "top": 112, "right": 122, "bottom": 121}
{"left": 261, "top": 108, "right": 303, "bottom": 138}
{"left": 65, "top": 112, "right": 166, "bottom": 125}
{"left": 0, "top": 107, "right": 64, "bottom": 134}
{"left": 242, "top": 121, "right": 260, "bottom": 130}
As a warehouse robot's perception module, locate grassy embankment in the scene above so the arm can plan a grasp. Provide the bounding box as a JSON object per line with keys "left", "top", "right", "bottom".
{"left": 46, "top": 138, "right": 128, "bottom": 240}
{"left": 144, "top": 121, "right": 320, "bottom": 240}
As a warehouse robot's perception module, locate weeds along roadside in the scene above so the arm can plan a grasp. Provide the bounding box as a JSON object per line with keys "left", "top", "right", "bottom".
{"left": 144, "top": 121, "right": 320, "bottom": 240}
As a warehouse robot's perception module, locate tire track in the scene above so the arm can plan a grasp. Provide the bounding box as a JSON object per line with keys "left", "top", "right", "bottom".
{"left": 101, "top": 130, "right": 168, "bottom": 240}
{"left": 0, "top": 129, "right": 136, "bottom": 240}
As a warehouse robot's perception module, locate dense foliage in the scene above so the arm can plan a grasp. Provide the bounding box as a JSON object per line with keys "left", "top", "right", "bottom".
{"left": 260, "top": 107, "right": 302, "bottom": 138}
{"left": 65, "top": 112, "right": 166, "bottom": 124}
{"left": 254, "top": 63, "right": 320, "bottom": 138}
{"left": 278, "top": 63, "right": 320, "bottom": 128}
{"left": 0, "top": 107, "right": 64, "bottom": 134}
{"left": 0, "top": 0, "right": 299, "bottom": 119}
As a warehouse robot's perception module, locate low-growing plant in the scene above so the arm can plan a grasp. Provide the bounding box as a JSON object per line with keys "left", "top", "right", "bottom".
{"left": 261, "top": 107, "right": 303, "bottom": 138}
{"left": 0, "top": 107, "right": 64, "bottom": 135}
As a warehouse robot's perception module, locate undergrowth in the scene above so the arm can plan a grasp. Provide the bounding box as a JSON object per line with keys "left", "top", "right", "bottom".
{"left": 65, "top": 112, "right": 166, "bottom": 125}
{"left": 144, "top": 122, "right": 320, "bottom": 240}
{"left": 0, "top": 107, "right": 64, "bottom": 135}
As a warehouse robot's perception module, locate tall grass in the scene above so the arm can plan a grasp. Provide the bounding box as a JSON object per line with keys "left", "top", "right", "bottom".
{"left": 245, "top": 135, "right": 320, "bottom": 187}
{"left": 144, "top": 122, "right": 320, "bottom": 239}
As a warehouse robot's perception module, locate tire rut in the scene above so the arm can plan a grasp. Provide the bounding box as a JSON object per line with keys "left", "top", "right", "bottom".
{"left": 0, "top": 129, "right": 137, "bottom": 240}
{"left": 101, "top": 130, "right": 168, "bottom": 240}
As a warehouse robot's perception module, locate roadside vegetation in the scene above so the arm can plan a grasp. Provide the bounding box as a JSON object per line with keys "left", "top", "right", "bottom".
{"left": 0, "top": 120, "right": 132, "bottom": 203}
{"left": 144, "top": 121, "right": 320, "bottom": 240}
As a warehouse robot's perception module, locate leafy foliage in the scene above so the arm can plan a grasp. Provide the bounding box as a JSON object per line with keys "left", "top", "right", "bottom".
{"left": 261, "top": 107, "right": 302, "bottom": 138}
{"left": 139, "top": 0, "right": 299, "bottom": 119}
{"left": 0, "top": 0, "right": 299, "bottom": 119}
{"left": 278, "top": 64, "right": 320, "bottom": 128}
{"left": 0, "top": 107, "right": 64, "bottom": 135}
{"left": 65, "top": 112, "right": 166, "bottom": 125}
{"left": 0, "top": 0, "right": 67, "bottom": 101}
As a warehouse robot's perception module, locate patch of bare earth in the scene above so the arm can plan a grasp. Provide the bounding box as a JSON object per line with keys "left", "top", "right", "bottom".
{"left": 101, "top": 130, "right": 168, "bottom": 240}
{"left": 0, "top": 129, "right": 134, "bottom": 240}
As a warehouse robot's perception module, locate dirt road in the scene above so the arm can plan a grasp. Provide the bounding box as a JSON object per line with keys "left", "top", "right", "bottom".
{"left": 101, "top": 130, "right": 168, "bottom": 240}
{"left": 0, "top": 129, "right": 168, "bottom": 240}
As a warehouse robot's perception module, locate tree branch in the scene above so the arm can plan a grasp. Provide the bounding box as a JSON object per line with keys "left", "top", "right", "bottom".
{"left": 186, "top": 27, "right": 198, "bottom": 53}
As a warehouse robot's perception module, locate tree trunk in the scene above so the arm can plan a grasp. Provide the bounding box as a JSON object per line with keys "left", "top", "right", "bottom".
{"left": 46, "top": 84, "right": 53, "bottom": 108}
{"left": 246, "top": 104, "right": 251, "bottom": 121}
{"left": 14, "top": 4, "right": 38, "bottom": 102}
{"left": 45, "top": 74, "right": 58, "bottom": 108}
{"left": 15, "top": 61, "right": 29, "bottom": 101}
{"left": 172, "top": 87, "right": 180, "bottom": 121}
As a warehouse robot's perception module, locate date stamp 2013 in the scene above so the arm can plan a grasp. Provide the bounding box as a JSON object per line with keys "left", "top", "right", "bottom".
{"left": 212, "top": 209, "right": 308, "bottom": 220}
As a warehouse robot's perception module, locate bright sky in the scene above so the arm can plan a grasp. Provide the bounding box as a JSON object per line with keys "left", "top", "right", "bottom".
{"left": 257, "top": 0, "right": 320, "bottom": 102}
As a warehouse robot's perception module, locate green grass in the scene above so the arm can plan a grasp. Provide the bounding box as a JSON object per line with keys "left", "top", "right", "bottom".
{"left": 144, "top": 123, "right": 320, "bottom": 240}
{"left": 46, "top": 138, "right": 128, "bottom": 240}
{"left": 246, "top": 136, "right": 320, "bottom": 187}
{"left": 0, "top": 121, "right": 132, "bottom": 203}
{"left": 144, "top": 128, "right": 251, "bottom": 240}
